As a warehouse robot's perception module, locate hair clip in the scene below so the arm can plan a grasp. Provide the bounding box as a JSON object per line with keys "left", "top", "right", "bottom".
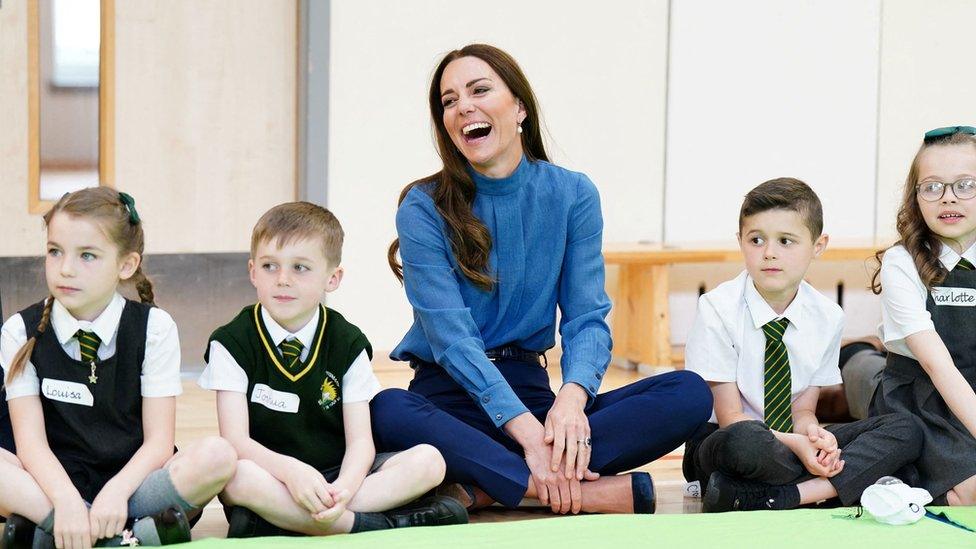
{"left": 923, "top": 126, "right": 976, "bottom": 143}
{"left": 118, "top": 192, "right": 141, "bottom": 225}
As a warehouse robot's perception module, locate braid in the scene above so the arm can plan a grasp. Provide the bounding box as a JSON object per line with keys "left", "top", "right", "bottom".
{"left": 6, "top": 297, "right": 54, "bottom": 383}
{"left": 132, "top": 268, "right": 156, "bottom": 305}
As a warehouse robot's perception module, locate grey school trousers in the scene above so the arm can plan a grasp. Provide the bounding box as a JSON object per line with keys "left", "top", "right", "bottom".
{"left": 683, "top": 415, "right": 923, "bottom": 505}
{"left": 842, "top": 349, "right": 886, "bottom": 420}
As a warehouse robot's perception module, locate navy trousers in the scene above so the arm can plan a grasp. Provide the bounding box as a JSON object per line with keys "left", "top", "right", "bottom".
{"left": 370, "top": 359, "right": 712, "bottom": 507}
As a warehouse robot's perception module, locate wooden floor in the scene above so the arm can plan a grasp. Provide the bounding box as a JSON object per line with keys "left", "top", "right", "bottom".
{"left": 178, "top": 358, "right": 699, "bottom": 540}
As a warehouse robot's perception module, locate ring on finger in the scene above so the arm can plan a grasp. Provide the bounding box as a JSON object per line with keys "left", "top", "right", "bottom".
{"left": 577, "top": 436, "right": 592, "bottom": 448}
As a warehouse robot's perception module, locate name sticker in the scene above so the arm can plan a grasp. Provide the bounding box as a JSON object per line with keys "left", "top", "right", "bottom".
{"left": 931, "top": 287, "right": 976, "bottom": 307}
{"left": 250, "top": 383, "right": 299, "bottom": 413}
{"left": 41, "top": 379, "right": 94, "bottom": 407}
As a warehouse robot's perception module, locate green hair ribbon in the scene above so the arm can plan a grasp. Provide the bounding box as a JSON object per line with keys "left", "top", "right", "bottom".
{"left": 118, "top": 192, "right": 141, "bottom": 225}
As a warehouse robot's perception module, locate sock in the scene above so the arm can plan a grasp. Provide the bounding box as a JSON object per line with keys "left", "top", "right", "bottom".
{"left": 349, "top": 512, "right": 392, "bottom": 533}
{"left": 130, "top": 515, "right": 162, "bottom": 545}
{"left": 37, "top": 511, "right": 55, "bottom": 534}
{"left": 32, "top": 528, "right": 54, "bottom": 549}
{"left": 838, "top": 343, "right": 875, "bottom": 370}
{"left": 773, "top": 485, "right": 802, "bottom": 510}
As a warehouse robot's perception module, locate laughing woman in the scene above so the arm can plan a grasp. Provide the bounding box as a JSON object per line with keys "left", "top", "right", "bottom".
{"left": 370, "top": 44, "right": 711, "bottom": 515}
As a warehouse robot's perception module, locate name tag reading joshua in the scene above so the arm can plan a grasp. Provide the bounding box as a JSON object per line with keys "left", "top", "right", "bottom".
{"left": 41, "top": 379, "right": 94, "bottom": 407}
{"left": 251, "top": 383, "right": 300, "bottom": 413}
{"left": 931, "top": 287, "right": 976, "bottom": 307}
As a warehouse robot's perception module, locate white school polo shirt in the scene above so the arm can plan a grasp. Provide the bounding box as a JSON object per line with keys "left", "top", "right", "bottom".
{"left": 685, "top": 271, "right": 844, "bottom": 424}
{"left": 879, "top": 242, "right": 976, "bottom": 360}
{"left": 199, "top": 306, "right": 382, "bottom": 403}
{"left": 0, "top": 293, "right": 184, "bottom": 400}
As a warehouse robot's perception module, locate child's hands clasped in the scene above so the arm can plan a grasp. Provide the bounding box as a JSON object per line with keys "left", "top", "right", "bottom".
{"left": 805, "top": 424, "right": 843, "bottom": 473}
{"left": 787, "top": 426, "right": 843, "bottom": 478}
{"left": 283, "top": 461, "right": 343, "bottom": 516}
{"left": 89, "top": 483, "right": 129, "bottom": 541}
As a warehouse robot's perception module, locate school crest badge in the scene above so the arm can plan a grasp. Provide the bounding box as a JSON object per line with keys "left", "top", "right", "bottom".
{"left": 318, "top": 372, "right": 340, "bottom": 410}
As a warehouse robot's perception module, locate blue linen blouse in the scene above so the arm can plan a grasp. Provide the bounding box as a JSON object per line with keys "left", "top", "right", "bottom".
{"left": 391, "top": 156, "right": 612, "bottom": 427}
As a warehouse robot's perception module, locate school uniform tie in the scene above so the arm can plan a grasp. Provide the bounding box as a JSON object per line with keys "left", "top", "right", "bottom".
{"left": 279, "top": 339, "right": 305, "bottom": 369}
{"left": 955, "top": 258, "right": 975, "bottom": 271}
{"left": 76, "top": 330, "right": 101, "bottom": 364}
{"left": 762, "top": 318, "right": 794, "bottom": 433}
{"left": 76, "top": 330, "right": 102, "bottom": 384}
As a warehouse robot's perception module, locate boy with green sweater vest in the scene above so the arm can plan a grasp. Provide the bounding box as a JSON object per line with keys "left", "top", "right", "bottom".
{"left": 199, "top": 202, "right": 467, "bottom": 537}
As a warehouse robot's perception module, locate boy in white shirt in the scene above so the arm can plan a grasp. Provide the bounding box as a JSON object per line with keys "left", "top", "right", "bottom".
{"left": 683, "top": 178, "right": 923, "bottom": 512}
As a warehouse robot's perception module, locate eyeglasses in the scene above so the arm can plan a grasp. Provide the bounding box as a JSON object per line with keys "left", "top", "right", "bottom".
{"left": 916, "top": 178, "right": 976, "bottom": 202}
{"left": 923, "top": 126, "right": 976, "bottom": 144}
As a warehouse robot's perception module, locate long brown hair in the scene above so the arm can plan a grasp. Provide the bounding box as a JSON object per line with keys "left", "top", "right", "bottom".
{"left": 387, "top": 44, "right": 549, "bottom": 291}
{"left": 871, "top": 132, "right": 976, "bottom": 293}
{"left": 6, "top": 187, "right": 155, "bottom": 382}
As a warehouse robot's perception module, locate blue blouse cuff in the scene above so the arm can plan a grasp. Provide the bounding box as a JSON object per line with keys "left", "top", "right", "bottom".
{"left": 476, "top": 381, "right": 530, "bottom": 428}
{"left": 562, "top": 363, "right": 605, "bottom": 407}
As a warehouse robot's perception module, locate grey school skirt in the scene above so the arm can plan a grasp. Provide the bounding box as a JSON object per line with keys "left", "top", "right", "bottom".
{"left": 874, "top": 355, "right": 976, "bottom": 498}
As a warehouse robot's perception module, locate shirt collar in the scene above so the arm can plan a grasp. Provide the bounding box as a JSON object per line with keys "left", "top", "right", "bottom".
{"left": 260, "top": 306, "right": 320, "bottom": 349}
{"left": 52, "top": 293, "right": 126, "bottom": 346}
{"left": 937, "top": 240, "right": 976, "bottom": 270}
{"left": 743, "top": 273, "right": 806, "bottom": 331}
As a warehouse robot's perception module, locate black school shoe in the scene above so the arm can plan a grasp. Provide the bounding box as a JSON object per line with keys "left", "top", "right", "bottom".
{"left": 383, "top": 495, "right": 468, "bottom": 528}
{"left": 702, "top": 471, "right": 800, "bottom": 513}
{"left": 226, "top": 506, "right": 303, "bottom": 538}
{"left": 0, "top": 514, "right": 36, "bottom": 549}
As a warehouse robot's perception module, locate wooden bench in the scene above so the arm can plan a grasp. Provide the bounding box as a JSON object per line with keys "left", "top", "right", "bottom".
{"left": 603, "top": 242, "right": 881, "bottom": 372}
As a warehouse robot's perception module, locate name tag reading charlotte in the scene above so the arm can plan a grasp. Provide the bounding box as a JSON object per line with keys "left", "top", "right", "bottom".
{"left": 251, "top": 383, "right": 300, "bottom": 413}
{"left": 932, "top": 287, "right": 976, "bottom": 307}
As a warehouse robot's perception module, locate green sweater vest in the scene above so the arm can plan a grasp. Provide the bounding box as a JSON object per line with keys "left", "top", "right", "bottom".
{"left": 206, "top": 304, "right": 372, "bottom": 470}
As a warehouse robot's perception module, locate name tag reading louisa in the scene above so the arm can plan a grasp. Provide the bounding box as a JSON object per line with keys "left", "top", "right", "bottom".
{"left": 41, "top": 379, "right": 94, "bottom": 407}
{"left": 251, "top": 383, "right": 300, "bottom": 413}
{"left": 931, "top": 287, "right": 976, "bottom": 307}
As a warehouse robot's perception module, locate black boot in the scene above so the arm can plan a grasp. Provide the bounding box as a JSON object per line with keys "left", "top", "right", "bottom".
{"left": 0, "top": 515, "right": 37, "bottom": 549}
{"left": 382, "top": 496, "right": 468, "bottom": 528}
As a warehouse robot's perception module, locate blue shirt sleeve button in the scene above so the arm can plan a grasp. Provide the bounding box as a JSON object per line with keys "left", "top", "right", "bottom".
{"left": 483, "top": 395, "right": 491, "bottom": 403}
{"left": 495, "top": 413, "right": 503, "bottom": 421}
{"left": 595, "top": 372, "right": 602, "bottom": 379}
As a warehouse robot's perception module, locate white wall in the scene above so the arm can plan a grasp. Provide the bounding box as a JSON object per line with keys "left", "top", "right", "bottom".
{"left": 328, "top": 0, "right": 670, "bottom": 351}
{"left": 665, "top": 0, "right": 881, "bottom": 243}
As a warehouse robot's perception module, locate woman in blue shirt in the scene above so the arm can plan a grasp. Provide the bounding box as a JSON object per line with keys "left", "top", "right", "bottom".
{"left": 371, "top": 44, "right": 711, "bottom": 515}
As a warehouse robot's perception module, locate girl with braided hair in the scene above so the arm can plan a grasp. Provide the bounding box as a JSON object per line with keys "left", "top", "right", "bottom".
{"left": 0, "top": 188, "right": 237, "bottom": 548}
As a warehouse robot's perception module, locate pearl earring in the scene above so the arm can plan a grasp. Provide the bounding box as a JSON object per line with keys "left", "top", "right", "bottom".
{"left": 517, "top": 123, "right": 523, "bottom": 134}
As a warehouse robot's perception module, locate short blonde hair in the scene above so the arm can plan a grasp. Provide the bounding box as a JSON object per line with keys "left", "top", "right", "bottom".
{"left": 250, "top": 202, "right": 343, "bottom": 266}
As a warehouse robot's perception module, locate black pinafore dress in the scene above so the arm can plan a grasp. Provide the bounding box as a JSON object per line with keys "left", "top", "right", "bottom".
{"left": 874, "top": 265, "right": 976, "bottom": 497}
{"left": 22, "top": 299, "right": 149, "bottom": 502}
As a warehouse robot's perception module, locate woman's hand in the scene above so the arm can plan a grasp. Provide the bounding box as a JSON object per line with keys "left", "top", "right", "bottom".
{"left": 545, "top": 383, "right": 595, "bottom": 480}
{"left": 53, "top": 495, "right": 94, "bottom": 549}
{"left": 89, "top": 483, "right": 130, "bottom": 541}
{"left": 504, "top": 413, "right": 571, "bottom": 512}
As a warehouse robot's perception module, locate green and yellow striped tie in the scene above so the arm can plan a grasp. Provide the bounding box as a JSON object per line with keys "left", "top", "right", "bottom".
{"left": 762, "top": 318, "right": 793, "bottom": 433}
{"left": 76, "top": 330, "right": 101, "bottom": 364}
{"left": 956, "top": 258, "right": 975, "bottom": 271}
{"left": 278, "top": 339, "right": 305, "bottom": 369}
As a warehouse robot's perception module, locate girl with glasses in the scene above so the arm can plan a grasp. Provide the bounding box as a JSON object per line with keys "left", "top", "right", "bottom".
{"left": 870, "top": 126, "right": 976, "bottom": 506}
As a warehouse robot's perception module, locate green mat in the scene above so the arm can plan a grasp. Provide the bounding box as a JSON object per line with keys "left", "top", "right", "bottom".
{"left": 179, "top": 507, "right": 976, "bottom": 548}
